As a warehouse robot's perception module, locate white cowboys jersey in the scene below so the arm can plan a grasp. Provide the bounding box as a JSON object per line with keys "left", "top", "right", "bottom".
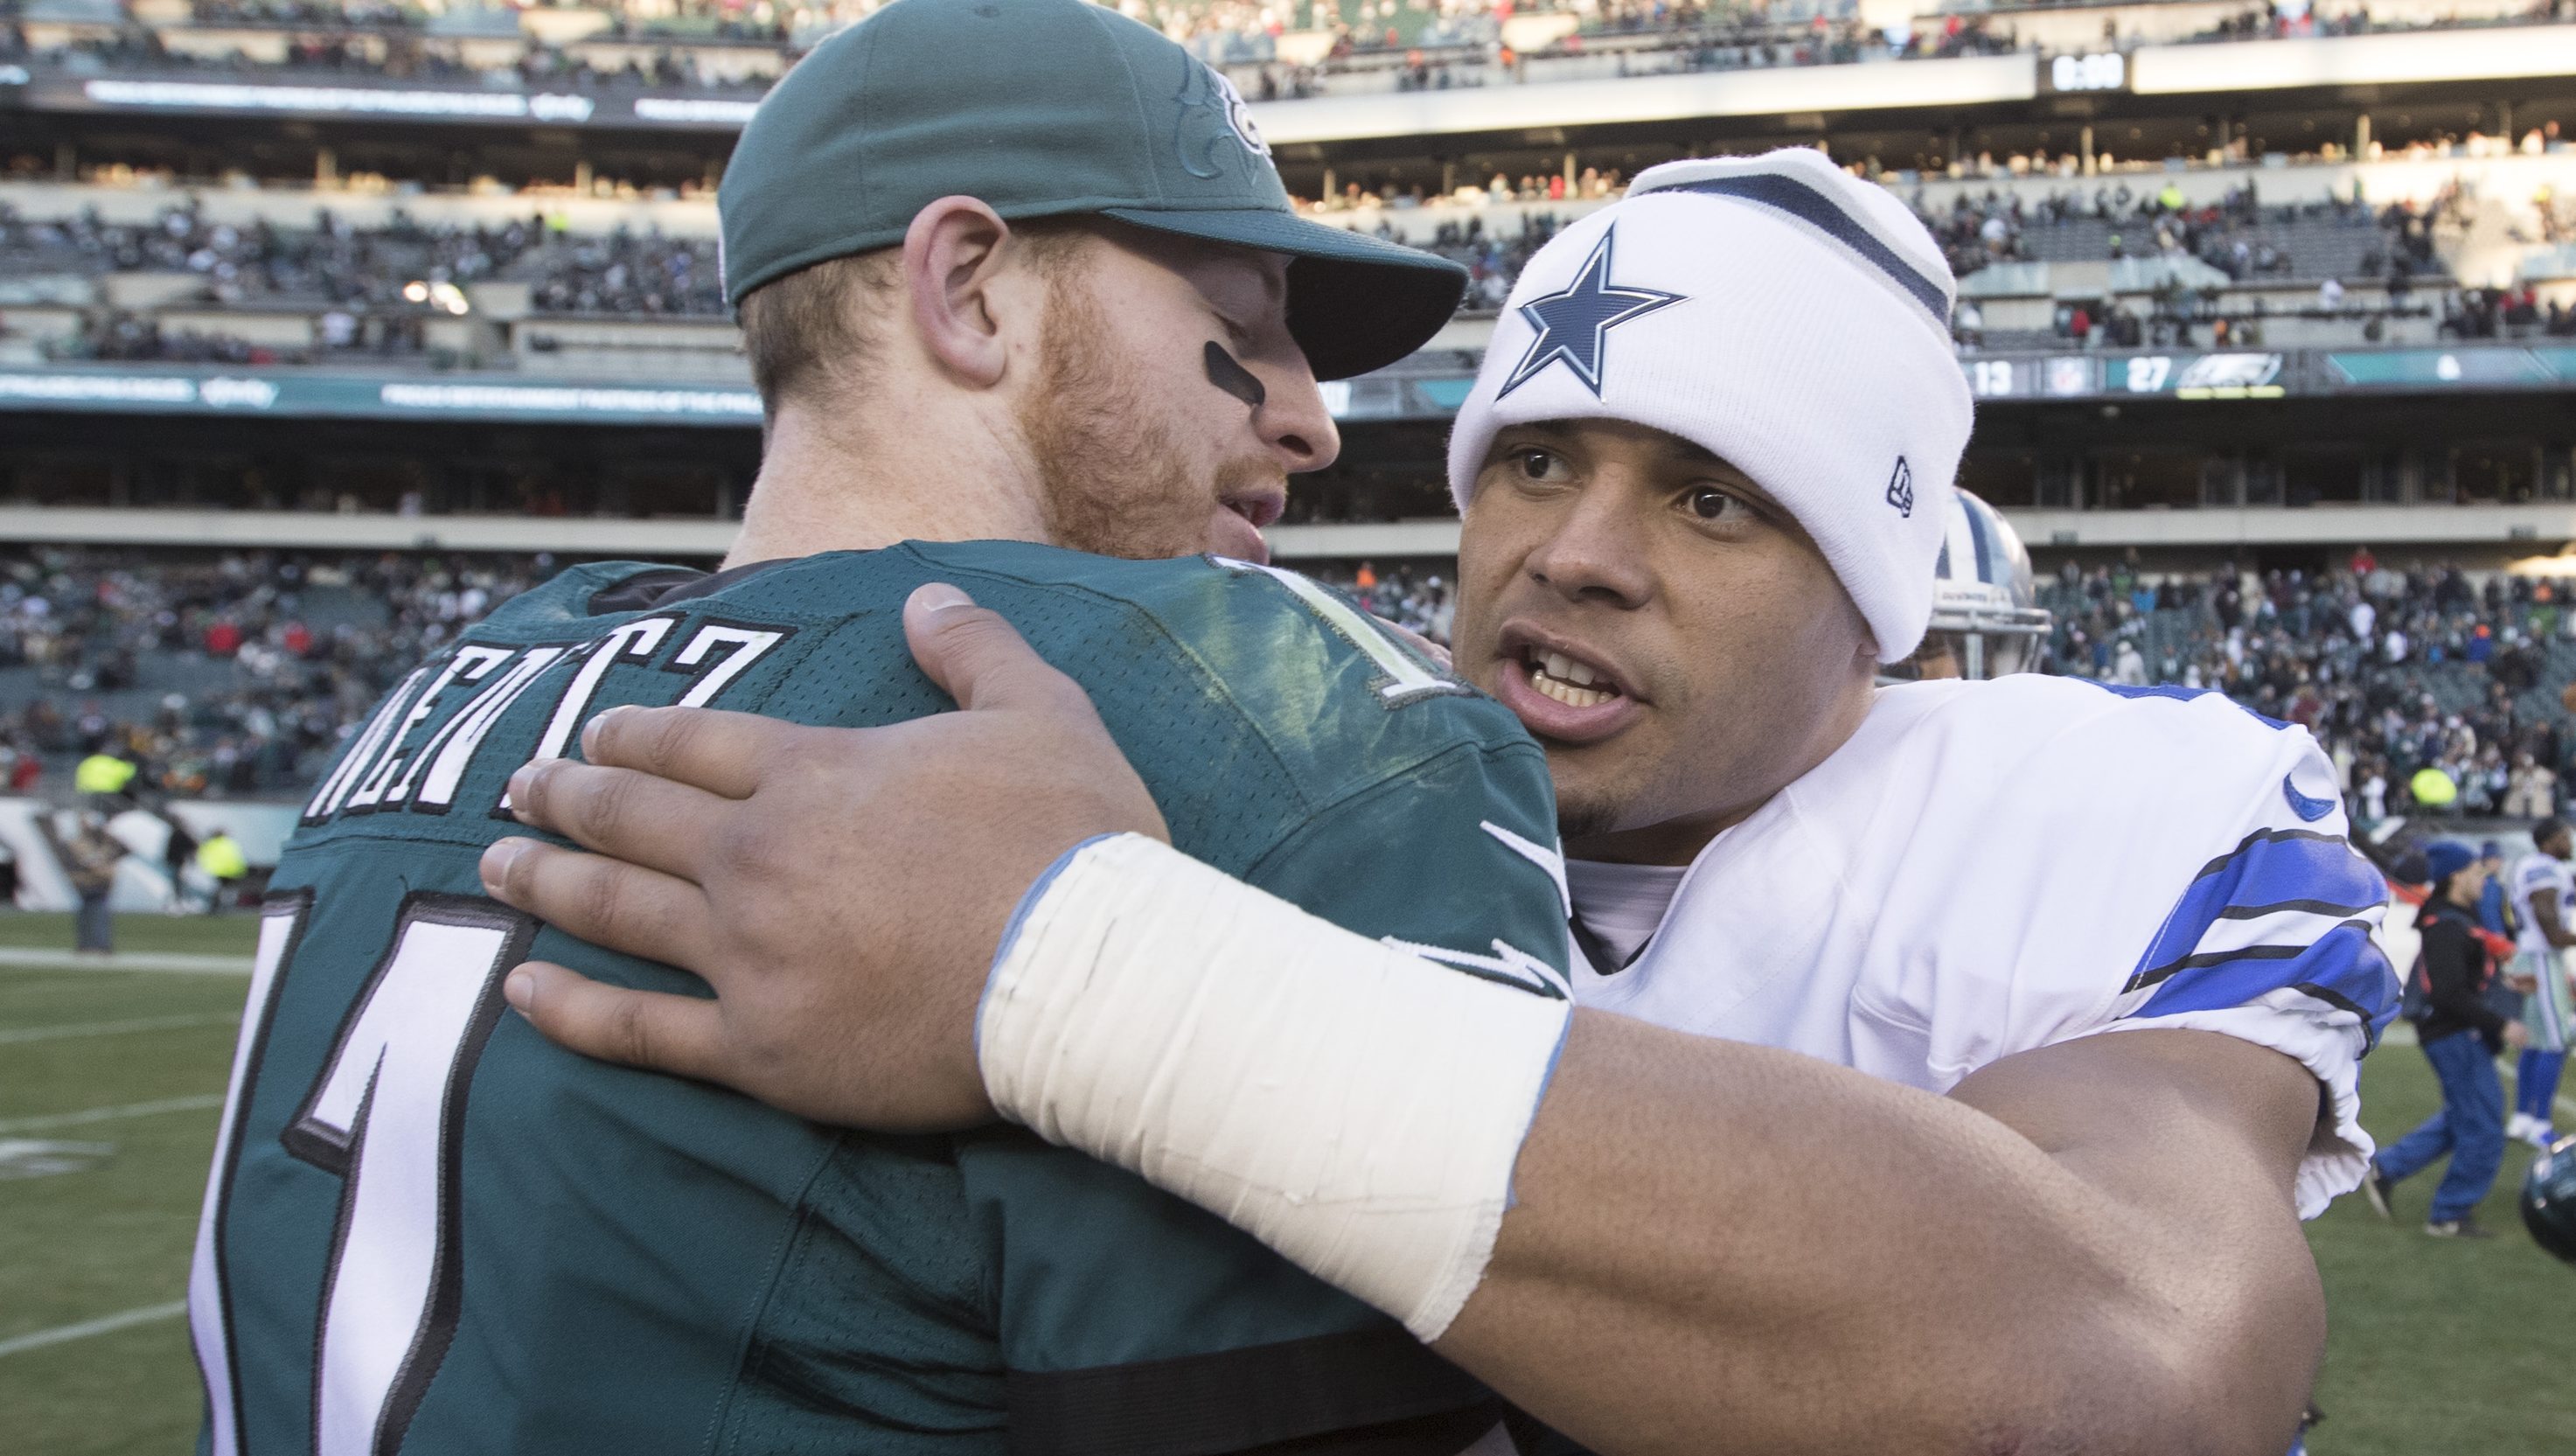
{"left": 1564, "top": 675, "right": 2398, "bottom": 1218}
{"left": 2509, "top": 850, "right": 2573, "bottom": 958}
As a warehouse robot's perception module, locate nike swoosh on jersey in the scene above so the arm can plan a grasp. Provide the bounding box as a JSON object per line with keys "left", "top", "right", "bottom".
{"left": 2281, "top": 770, "right": 2338, "bottom": 823}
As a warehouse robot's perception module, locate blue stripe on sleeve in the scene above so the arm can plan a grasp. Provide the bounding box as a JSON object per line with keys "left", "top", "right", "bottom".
{"left": 2125, "top": 830, "right": 2391, "bottom": 993}
{"left": 2072, "top": 679, "right": 2293, "bottom": 730}
{"left": 2129, "top": 920, "right": 2402, "bottom": 1049}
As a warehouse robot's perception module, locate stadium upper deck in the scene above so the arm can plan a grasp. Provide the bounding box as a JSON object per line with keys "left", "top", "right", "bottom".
{"left": 10, "top": 146, "right": 2576, "bottom": 557}
{"left": 11, "top": 0, "right": 2576, "bottom": 561}
{"left": 6, "top": 0, "right": 2575, "bottom": 167}
{"left": 0, "top": 143, "right": 2556, "bottom": 367}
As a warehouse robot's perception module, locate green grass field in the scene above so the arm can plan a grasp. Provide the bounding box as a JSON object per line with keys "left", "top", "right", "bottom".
{"left": 0, "top": 912, "right": 260, "bottom": 1456}
{"left": 0, "top": 911, "right": 2567, "bottom": 1454}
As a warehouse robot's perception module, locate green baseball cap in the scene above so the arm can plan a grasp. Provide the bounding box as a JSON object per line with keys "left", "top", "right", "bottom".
{"left": 718, "top": 0, "right": 1466, "bottom": 381}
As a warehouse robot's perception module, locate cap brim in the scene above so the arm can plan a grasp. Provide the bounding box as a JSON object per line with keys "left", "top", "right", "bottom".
{"left": 1098, "top": 206, "right": 1466, "bottom": 380}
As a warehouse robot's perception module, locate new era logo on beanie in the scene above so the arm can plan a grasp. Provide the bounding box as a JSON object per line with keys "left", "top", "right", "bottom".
{"left": 1446, "top": 147, "right": 1974, "bottom": 664}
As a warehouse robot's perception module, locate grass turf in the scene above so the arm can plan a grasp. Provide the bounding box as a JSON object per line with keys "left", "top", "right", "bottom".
{"left": 0, "top": 914, "right": 254, "bottom": 1456}
{"left": 0, "top": 911, "right": 2567, "bottom": 1453}
{"left": 0, "top": 912, "right": 261, "bottom": 957}
{"left": 2305, "top": 1034, "right": 2573, "bottom": 1454}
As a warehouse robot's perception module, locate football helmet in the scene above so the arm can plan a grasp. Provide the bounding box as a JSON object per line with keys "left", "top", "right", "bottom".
{"left": 2525, "top": 1132, "right": 2576, "bottom": 1264}
{"left": 1886, "top": 489, "right": 2053, "bottom": 680}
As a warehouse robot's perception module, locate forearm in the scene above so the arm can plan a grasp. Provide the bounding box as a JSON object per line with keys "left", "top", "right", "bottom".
{"left": 1438, "top": 1014, "right": 2315, "bottom": 1456}
{"left": 2531, "top": 901, "right": 2576, "bottom": 950}
{"left": 980, "top": 839, "right": 2317, "bottom": 1456}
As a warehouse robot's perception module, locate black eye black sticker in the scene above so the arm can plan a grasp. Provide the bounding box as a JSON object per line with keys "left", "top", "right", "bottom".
{"left": 1203, "top": 340, "right": 1267, "bottom": 410}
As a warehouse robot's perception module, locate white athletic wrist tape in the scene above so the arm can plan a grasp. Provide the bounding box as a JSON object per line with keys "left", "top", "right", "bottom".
{"left": 978, "top": 832, "right": 1572, "bottom": 1341}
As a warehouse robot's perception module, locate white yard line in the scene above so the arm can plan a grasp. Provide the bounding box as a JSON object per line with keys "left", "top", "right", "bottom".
{"left": 0, "top": 947, "right": 254, "bottom": 975}
{"left": 0, "top": 1094, "right": 224, "bottom": 1136}
{"left": 0, "top": 1301, "right": 187, "bottom": 1359}
{"left": 0, "top": 1013, "right": 237, "bottom": 1046}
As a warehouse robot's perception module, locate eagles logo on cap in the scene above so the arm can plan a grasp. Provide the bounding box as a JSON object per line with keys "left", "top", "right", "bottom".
{"left": 1215, "top": 66, "right": 1271, "bottom": 159}
{"left": 716, "top": 0, "right": 1464, "bottom": 380}
{"left": 1175, "top": 58, "right": 1270, "bottom": 178}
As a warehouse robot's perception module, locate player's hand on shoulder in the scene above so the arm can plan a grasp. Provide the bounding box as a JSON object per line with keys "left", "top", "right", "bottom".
{"left": 481, "top": 582, "right": 1169, "bottom": 1132}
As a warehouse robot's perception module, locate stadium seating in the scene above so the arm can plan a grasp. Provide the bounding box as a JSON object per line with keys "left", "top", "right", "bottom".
{"left": 14, "top": 138, "right": 2576, "bottom": 378}
{"left": 2035, "top": 557, "right": 2576, "bottom": 820}
{"left": 0, "top": 190, "right": 728, "bottom": 369}
{"left": 6, "top": 1, "right": 2576, "bottom": 708}
{"left": 4, "top": 0, "right": 2567, "bottom": 111}
{"left": 8, "top": 547, "right": 2573, "bottom": 835}
{"left": 0, "top": 548, "right": 544, "bottom": 795}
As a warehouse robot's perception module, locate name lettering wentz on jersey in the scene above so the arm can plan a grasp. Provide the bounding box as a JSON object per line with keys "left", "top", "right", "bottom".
{"left": 201, "top": 544, "right": 1570, "bottom": 1456}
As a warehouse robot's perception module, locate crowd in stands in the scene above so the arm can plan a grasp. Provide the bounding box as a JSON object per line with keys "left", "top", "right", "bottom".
{"left": 0, "top": 166, "right": 2553, "bottom": 357}
{"left": 527, "top": 230, "right": 724, "bottom": 317}
{"left": 2440, "top": 284, "right": 2576, "bottom": 341}
{"left": 1327, "top": 201, "right": 1578, "bottom": 310}
{"left": 1918, "top": 177, "right": 2438, "bottom": 284}
{"left": 1298, "top": 164, "right": 1623, "bottom": 215}
{"left": 16, "top": 143, "right": 2535, "bottom": 342}
{"left": 0, "top": 14, "right": 779, "bottom": 91}
{"left": 1240, "top": 9, "right": 2014, "bottom": 98}
{"left": 0, "top": 185, "right": 2527, "bottom": 358}
{"left": 2194, "top": 0, "right": 2576, "bottom": 45}
{"left": 1307, "top": 561, "right": 1455, "bottom": 642}
{"left": 0, "top": 0, "right": 2008, "bottom": 84}
{"left": 1925, "top": 177, "right": 2464, "bottom": 350}
{"left": 0, "top": 549, "right": 546, "bottom": 799}
{"left": 51, "top": 311, "right": 280, "bottom": 364}
{"left": 0, "top": 186, "right": 1534, "bottom": 327}
{"left": 0, "top": 551, "right": 1472, "bottom": 805}
{"left": 2040, "top": 549, "right": 2576, "bottom": 824}
{"left": 188, "top": 1, "right": 416, "bottom": 28}
{"left": 12, "top": 547, "right": 2576, "bottom": 832}
{"left": 10, "top": 0, "right": 2568, "bottom": 107}
{"left": 0, "top": 200, "right": 543, "bottom": 308}
{"left": 1, "top": 199, "right": 734, "bottom": 338}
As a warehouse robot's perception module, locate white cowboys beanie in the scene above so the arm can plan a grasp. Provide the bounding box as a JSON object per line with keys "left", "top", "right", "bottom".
{"left": 1445, "top": 148, "right": 1972, "bottom": 663}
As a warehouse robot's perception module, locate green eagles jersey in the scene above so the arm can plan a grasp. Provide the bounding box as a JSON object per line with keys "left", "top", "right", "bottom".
{"left": 190, "top": 540, "right": 1571, "bottom": 1456}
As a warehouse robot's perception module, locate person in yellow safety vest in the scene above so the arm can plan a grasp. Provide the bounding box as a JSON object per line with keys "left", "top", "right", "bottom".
{"left": 195, "top": 832, "right": 248, "bottom": 914}
{"left": 73, "top": 751, "right": 137, "bottom": 799}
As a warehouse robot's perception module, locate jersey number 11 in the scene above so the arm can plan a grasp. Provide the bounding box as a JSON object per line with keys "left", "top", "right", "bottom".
{"left": 191, "top": 893, "right": 537, "bottom": 1456}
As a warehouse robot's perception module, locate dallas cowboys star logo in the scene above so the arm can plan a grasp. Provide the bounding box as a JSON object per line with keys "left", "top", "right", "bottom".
{"left": 1498, "top": 226, "right": 1684, "bottom": 399}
